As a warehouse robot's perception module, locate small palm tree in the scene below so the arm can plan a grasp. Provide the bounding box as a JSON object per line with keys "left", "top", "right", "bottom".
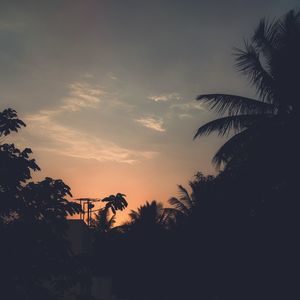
{"left": 91, "top": 207, "right": 116, "bottom": 233}
{"left": 194, "top": 10, "right": 299, "bottom": 173}
{"left": 129, "top": 201, "right": 167, "bottom": 227}
{"left": 102, "top": 193, "right": 128, "bottom": 214}
{"left": 123, "top": 200, "right": 175, "bottom": 234}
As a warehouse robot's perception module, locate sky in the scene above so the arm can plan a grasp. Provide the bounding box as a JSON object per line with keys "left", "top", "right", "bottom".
{"left": 0, "top": 0, "right": 298, "bottom": 222}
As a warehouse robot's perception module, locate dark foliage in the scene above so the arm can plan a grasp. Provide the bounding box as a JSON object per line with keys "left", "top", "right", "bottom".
{"left": 89, "top": 10, "right": 300, "bottom": 300}
{"left": 0, "top": 108, "right": 83, "bottom": 300}
{"left": 2, "top": 9, "right": 300, "bottom": 300}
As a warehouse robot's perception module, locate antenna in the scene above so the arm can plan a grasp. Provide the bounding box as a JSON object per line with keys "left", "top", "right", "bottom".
{"left": 75, "top": 198, "right": 101, "bottom": 226}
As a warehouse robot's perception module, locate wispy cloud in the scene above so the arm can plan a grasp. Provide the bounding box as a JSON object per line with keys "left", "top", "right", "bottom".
{"left": 22, "top": 81, "right": 157, "bottom": 164}
{"left": 178, "top": 113, "right": 193, "bottom": 120}
{"left": 170, "top": 101, "right": 206, "bottom": 111}
{"left": 165, "top": 101, "right": 206, "bottom": 121}
{"left": 62, "top": 82, "right": 103, "bottom": 112}
{"left": 25, "top": 113, "right": 156, "bottom": 164}
{"left": 148, "top": 93, "right": 181, "bottom": 102}
{"left": 135, "top": 117, "right": 165, "bottom": 132}
{"left": 107, "top": 72, "right": 118, "bottom": 80}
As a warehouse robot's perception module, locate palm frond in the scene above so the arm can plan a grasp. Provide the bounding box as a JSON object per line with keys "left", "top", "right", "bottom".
{"left": 163, "top": 207, "right": 185, "bottom": 218}
{"left": 196, "top": 94, "right": 274, "bottom": 116}
{"left": 168, "top": 197, "right": 190, "bottom": 215}
{"left": 128, "top": 210, "right": 139, "bottom": 222}
{"left": 212, "top": 115, "right": 275, "bottom": 168}
{"left": 177, "top": 185, "right": 193, "bottom": 209}
{"left": 157, "top": 208, "right": 172, "bottom": 225}
{"left": 161, "top": 208, "right": 187, "bottom": 228}
{"left": 252, "top": 18, "right": 279, "bottom": 55}
{"left": 235, "top": 42, "right": 274, "bottom": 102}
{"left": 94, "top": 207, "right": 116, "bottom": 232}
{"left": 212, "top": 128, "right": 252, "bottom": 168}
{"left": 193, "top": 115, "right": 262, "bottom": 139}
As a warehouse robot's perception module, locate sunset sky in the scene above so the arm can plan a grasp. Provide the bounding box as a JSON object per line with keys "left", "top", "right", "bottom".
{"left": 1, "top": 0, "right": 298, "bottom": 222}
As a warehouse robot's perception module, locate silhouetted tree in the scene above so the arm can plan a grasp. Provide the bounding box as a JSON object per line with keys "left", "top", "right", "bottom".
{"left": 0, "top": 108, "right": 26, "bottom": 137}
{"left": 194, "top": 10, "right": 299, "bottom": 185}
{"left": 169, "top": 172, "right": 215, "bottom": 218}
{"left": 0, "top": 108, "right": 82, "bottom": 299}
{"left": 192, "top": 10, "right": 300, "bottom": 299}
{"left": 169, "top": 185, "right": 194, "bottom": 216}
{"left": 91, "top": 207, "right": 116, "bottom": 233}
{"left": 102, "top": 193, "right": 128, "bottom": 214}
{"left": 127, "top": 200, "right": 173, "bottom": 233}
{"left": 88, "top": 193, "right": 128, "bottom": 285}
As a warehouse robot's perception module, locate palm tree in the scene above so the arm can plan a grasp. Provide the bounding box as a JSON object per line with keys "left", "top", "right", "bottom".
{"left": 123, "top": 201, "right": 174, "bottom": 235}
{"left": 194, "top": 10, "right": 299, "bottom": 175}
{"left": 129, "top": 201, "right": 168, "bottom": 227}
{"left": 102, "top": 193, "right": 128, "bottom": 214}
{"left": 90, "top": 207, "right": 116, "bottom": 233}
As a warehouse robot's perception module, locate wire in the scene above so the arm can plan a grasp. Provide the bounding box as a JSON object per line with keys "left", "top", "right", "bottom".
{"left": 81, "top": 208, "right": 104, "bottom": 214}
